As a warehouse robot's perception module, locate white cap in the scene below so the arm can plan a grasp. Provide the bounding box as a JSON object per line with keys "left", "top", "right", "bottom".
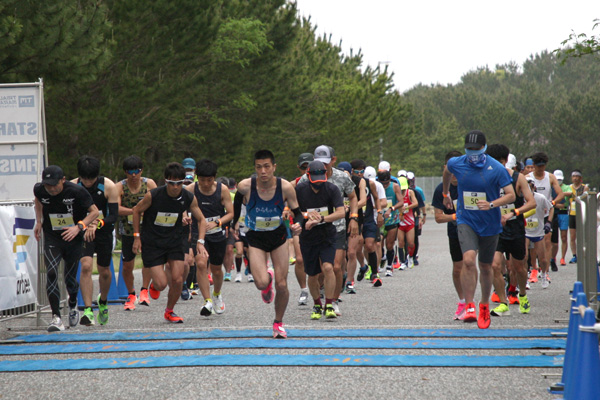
{"left": 554, "top": 169, "right": 564, "bottom": 180}
{"left": 407, "top": 171, "right": 415, "bottom": 180}
{"left": 313, "top": 145, "right": 332, "bottom": 164}
{"left": 378, "top": 161, "right": 391, "bottom": 172}
{"left": 397, "top": 169, "right": 407, "bottom": 177}
{"left": 506, "top": 154, "right": 517, "bottom": 169}
{"left": 364, "top": 166, "right": 376, "bottom": 180}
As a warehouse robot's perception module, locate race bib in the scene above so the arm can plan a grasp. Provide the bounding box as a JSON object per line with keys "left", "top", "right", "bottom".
{"left": 255, "top": 216, "right": 280, "bottom": 231}
{"left": 386, "top": 199, "right": 393, "bottom": 209}
{"left": 307, "top": 207, "right": 329, "bottom": 225}
{"left": 49, "top": 213, "right": 74, "bottom": 230}
{"left": 343, "top": 198, "right": 350, "bottom": 207}
{"left": 154, "top": 212, "right": 178, "bottom": 227}
{"left": 463, "top": 192, "right": 486, "bottom": 210}
{"left": 525, "top": 217, "right": 539, "bottom": 230}
{"left": 206, "top": 216, "right": 223, "bottom": 235}
{"left": 127, "top": 214, "right": 143, "bottom": 225}
{"left": 500, "top": 204, "right": 516, "bottom": 220}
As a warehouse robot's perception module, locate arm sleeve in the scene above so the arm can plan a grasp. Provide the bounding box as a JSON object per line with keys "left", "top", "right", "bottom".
{"left": 104, "top": 202, "right": 119, "bottom": 225}
{"left": 233, "top": 191, "right": 243, "bottom": 225}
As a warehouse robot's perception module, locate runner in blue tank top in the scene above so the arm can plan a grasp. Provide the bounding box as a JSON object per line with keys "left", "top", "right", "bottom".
{"left": 236, "top": 150, "right": 302, "bottom": 339}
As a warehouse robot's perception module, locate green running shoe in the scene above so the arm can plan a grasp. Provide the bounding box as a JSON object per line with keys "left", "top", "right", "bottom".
{"left": 324, "top": 305, "right": 337, "bottom": 319}
{"left": 97, "top": 294, "right": 109, "bottom": 325}
{"left": 491, "top": 303, "right": 510, "bottom": 317}
{"left": 311, "top": 305, "right": 323, "bottom": 320}
{"left": 80, "top": 307, "right": 95, "bottom": 326}
{"left": 519, "top": 295, "right": 531, "bottom": 314}
{"left": 364, "top": 267, "right": 372, "bottom": 281}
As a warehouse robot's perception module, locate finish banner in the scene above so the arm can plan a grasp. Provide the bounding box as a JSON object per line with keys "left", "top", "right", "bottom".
{"left": 0, "top": 205, "right": 38, "bottom": 311}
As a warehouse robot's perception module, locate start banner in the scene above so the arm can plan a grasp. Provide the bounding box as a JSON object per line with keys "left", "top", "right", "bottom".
{"left": 0, "top": 205, "right": 38, "bottom": 311}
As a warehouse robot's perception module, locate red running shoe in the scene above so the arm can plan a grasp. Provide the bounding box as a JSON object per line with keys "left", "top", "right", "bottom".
{"left": 463, "top": 302, "right": 477, "bottom": 322}
{"left": 507, "top": 293, "right": 520, "bottom": 305}
{"left": 164, "top": 310, "right": 183, "bottom": 323}
{"left": 139, "top": 289, "right": 150, "bottom": 306}
{"left": 149, "top": 283, "right": 160, "bottom": 300}
{"left": 261, "top": 269, "right": 274, "bottom": 304}
{"left": 477, "top": 303, "right": 491, "bottom": 329}
{"left": 528, "top": 269, "right": 538, "bottom": 283}
{"left": 491, "top": 292, "right": 500, "bottom": 303}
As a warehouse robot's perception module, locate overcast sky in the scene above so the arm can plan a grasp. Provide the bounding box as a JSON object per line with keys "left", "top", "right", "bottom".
{"left": 295, "top": 0, "right": 599, "bottom": 92}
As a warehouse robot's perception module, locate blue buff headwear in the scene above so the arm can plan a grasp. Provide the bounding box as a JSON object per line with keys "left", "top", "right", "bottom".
{"left": 465, "top": 144, "right": 487, "bottom": 168}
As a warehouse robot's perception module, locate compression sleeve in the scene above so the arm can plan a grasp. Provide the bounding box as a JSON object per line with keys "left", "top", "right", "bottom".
{"left": 104, "top": 202, "right": 119, "bottom": 225}
{"left": 233, "top": 191, "right": 244, "bottom": 226}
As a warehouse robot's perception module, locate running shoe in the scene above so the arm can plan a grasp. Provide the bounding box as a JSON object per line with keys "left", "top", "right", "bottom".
{"left": 491, "top": 303, "right": 510, "bottom": 317}
{"left": 325, "top": 305, "right": 337, "bottom": 319}
{"left": 550, "top": 259, "right": 558, "bottom": 272}
{"left": 164, "top": 310, "right": 183, "bottom": 323}
{"left": 491, "top": 292, "right": 500, "bottom": 303}
{"left": 541, "top": 273, "right": 549, "bottom": 289}
{"left": 453, "top": 302, "right": 466, "bottom": 320}
{"left": 357, "top": 265, "right": 368, "bottom": 281}
{"left": 519, "top": 294, "right": 531, "bottom": 314}
{"left": 463, "top": 302, "right": 477, "bottom": 323}
{"left": 569, "top": 255, "right": 577, "bottom": 264}
{"left": 345, "top": 282, "right": 356, "bottom": 294}
{"left": 526, "top": 282, "right": 530, "bottom": 290}
{"left": 235, "top": 272, "right": 242, "bottom": 283}
{"left": 213, "top": 293, "right": 225, "bottom": 314}
{"left": 97, "top": 295, "right": 109, "bottom": 325}
{"left": 273, "top": 322, "right": 287, "bottom": 339}
{"left": 399, "top": 262, "right": 407, "bottom": 271}
{"left": 47, "top": 314, "right": 65, "bottom": 332}
{"left": 139, "top": 289, "right": 150, "bottom": 306}
{"left": 149, "top": 283, "right": 160, "bottom": 300}
{"left": 181, "top": 285, "right": 192, "bottom": 301}
{"left": 289, "top": 257, "right": 296, "bottom": 265}
{"left": 392, "top": 260, "right": 401, "bottom": 270}
{"left": 123, "top": 294, "right": 137, "bottom": 311}
{"left": 560, "top": 258, "right": 566, "bottom": 266}
{"left": 311, "top": 305, "right": 323, "bottom": 320}
{"left": 385, "top": 268, "right": 393, "bottom": 277}
{"left": 477, "top": 303, "right": 491, "bottom": 329}
{"left": 507, "top": 292, "right": 520, "bottom": 305}
{"left": 372, "top": 276, "right": 382, "bottom": 287}
{"left": 200, "top": 300, "right": 214, "bottom": 316}
{"left": 190, "top": 284, "right": 200, "bottom": 296}
{"left": 68, "top": 307, "right": 79, "bottom": 328}
{"left": 80, "top": 307, "right": 95, "bottom": 326}
{"left": 224, "top": 272, "right": 231, "bottom": 282}
{"left": 332, "top": 300, "right": 341, "bottom": 316}
{"left": 364, "top": 267, "right": 372, "bottom": 281}
{"left": 414, "top": 257, "right": 419, "bottom": 266}
{"left": 261, "top": 269, "right": 274, "bottom": 304}
{"left": 247, "top": 273, "right": 254, "bottom": 282}
{"left": 298, "top": 289, "right": 309, "bottom": 305}
{"left": 407, "top": 256, "right": 414, "bottom": 269}
{"left": 208, "top": 273, "right": 213, "bottom": 285}
{"left": 528, "top": 269, "right": 538, "bottom": 283}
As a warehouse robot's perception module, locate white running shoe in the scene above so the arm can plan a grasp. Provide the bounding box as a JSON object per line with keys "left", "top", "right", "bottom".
{"left": 541, "top": 273, "right": 549, "bottom": 289}
{"left": 385, "top": 268, "right": 393, "bottom": 277}
{"left": 213, "top": 293, "right": 225, "bottom": 314}
{"left": 332, "top": 300, "right": 341, "bottom": 316}
{"left": 200, "top": 300, "right": 214, "bottom": 316}
{"left": 235, "top": 272, "right": 242, "bottom": 283}
{"left": 298, "top": 289, "right": 309, "bottom": 305}
{"left": 47, "top": 314, "right": 65, "bottom": 332}
{"left": 399, "top": 263, "right": 407, "bottom": 271}
{"left": 407, "top": 256, "right": 414, "bottom": 269}
{"left": 68, "top": 307, "right": 79, "bottom": 328}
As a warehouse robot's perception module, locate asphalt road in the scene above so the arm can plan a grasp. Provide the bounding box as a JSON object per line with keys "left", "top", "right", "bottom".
{"left": 0, "top": 222, "right": 579, "bottom": 400}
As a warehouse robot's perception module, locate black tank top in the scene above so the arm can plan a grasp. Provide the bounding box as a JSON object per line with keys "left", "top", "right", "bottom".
{"left": 500, "top": 171, "right": 525, "bottom": 240}
{"left": 141, "top": 186, "right": 193, "bottom": 248}
{"left": 192, "top": 182, "right": 226, "bottom": 242}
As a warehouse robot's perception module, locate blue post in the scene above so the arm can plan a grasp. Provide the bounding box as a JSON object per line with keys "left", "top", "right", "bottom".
{"left": 561, "top": 292, "right": 588, "bottom": 398}
{"left": 564, "top": 308, "right": 600, "bottom": 399}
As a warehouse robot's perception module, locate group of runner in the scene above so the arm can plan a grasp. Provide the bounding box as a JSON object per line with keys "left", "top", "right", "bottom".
{"left": 33, "top": 131, "right": 587, "bottom": 335}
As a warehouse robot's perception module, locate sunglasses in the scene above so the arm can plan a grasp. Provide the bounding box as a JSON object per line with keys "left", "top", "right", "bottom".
{"left": 299, "top": 165, "right": 308, "bottom": 171}
{"left": 126, "top": 168, "right": 142, "bottom": 175}
{"left": 308, "top": 169, "right": 326, "bottom": 176}
{"left": 353, "top": 169, "right": 365, "bottom": 174}
{"left": 166, "top": 179, "right": 185, "bottom": 186}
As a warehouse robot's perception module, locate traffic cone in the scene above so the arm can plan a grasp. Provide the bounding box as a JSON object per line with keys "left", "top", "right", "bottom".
{"left": 549, "top": 282, "right": 585, "bottom": 394}
{"left": 564, "top": 307, "right": 600, "bottom": 399}
{"left": 116, "top": 254, "right": 129, "bottom": 299}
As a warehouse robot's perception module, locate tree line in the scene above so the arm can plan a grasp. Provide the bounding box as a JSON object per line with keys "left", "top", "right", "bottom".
{"left": 1, "top": 1, "right": 597, "bottom": 188}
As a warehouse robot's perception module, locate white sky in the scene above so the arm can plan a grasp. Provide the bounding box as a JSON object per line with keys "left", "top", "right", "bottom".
{"left": 295, "top": 0, "right": 599, "bottom": 92}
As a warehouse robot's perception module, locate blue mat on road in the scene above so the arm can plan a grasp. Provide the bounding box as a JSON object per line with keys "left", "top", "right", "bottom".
{"left": 10, "top": 328, "right": 567, "bottom": 343}
{"left": 0, "top": 354, "right": 564, "bottom": 372}
{"left": 0, "top": 338, "right": 566, "bottom": 355}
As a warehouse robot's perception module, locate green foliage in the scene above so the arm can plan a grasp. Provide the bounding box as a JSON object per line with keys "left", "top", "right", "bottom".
{"left": 555, "top": 19, "right": 600, "bottom": 62}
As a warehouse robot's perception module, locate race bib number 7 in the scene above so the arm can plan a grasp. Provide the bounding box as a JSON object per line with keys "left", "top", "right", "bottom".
{"left": 463, "top": 192, "right": 486, "bottom": 210}
{"left": 154, "top": 212, "right": 178, "bottom": 227}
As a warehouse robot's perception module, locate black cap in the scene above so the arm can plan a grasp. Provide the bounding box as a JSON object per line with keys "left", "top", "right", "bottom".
{"left": 307, "top": 160, "right": 327, "bottom": 183}
{"left": 297, "top": 153, "right": 313, "bottom": 167}
{"left": 41, "top": 165, "right": 64, "bottom": 185}
{"left": 464, "top": 130, "right": 486, "bottom": 150}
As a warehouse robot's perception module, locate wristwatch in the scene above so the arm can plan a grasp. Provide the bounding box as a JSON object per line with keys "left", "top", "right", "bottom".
{"left": 197, "top": 239, "right": 205, "bottom": 245}
{"left": 489, "top": 202, "right": 495, "bottom": 209}
{"left": 77, "top": 222, "right": 86, "bottom": 231}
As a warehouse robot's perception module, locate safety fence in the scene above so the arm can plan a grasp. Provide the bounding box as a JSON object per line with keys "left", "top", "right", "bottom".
{"left": 573, "top": 190, "right": 599, "bottom": 311}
